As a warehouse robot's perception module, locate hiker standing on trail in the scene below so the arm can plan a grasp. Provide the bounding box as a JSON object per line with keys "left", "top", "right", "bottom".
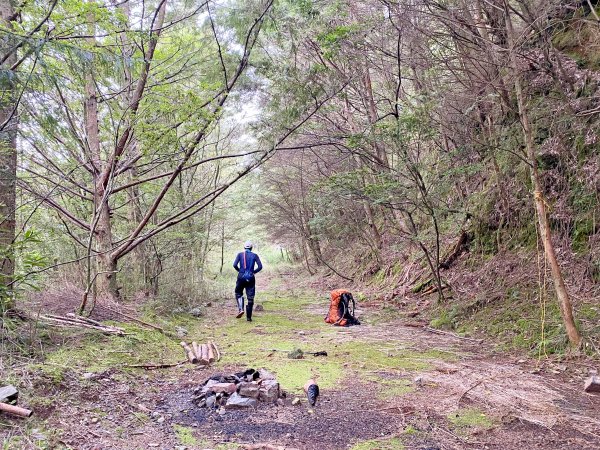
{"left": 233, "top": 241, "right": 263, "bottom": 321}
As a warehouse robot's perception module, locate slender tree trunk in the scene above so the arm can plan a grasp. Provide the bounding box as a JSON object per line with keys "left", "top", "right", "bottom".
{"left": 219, "top": 219, "right": 225, "bottom": 274}
{"left": 0, "top": 0, "right": 17, "bottom": 305}
{"left": 83, "top": 3, "right": 118, "bottom": 300}
{"left": 504, "top": 2, "right": 581, "bottom": 347}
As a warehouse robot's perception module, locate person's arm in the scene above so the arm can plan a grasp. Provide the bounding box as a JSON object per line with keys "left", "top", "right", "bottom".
{"left": 233, "top": 253, "right": 240, "bottom": 272}
{"left": 253, "top": 254, "right": 263, "bottom": 274}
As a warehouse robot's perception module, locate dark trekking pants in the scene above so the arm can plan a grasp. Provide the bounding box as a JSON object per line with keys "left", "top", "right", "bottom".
{"left": 235, "top": 277, "right": 255, "bottom": 319}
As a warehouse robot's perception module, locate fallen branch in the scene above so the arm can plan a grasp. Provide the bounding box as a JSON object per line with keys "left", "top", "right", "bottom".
{"left": 422, "top": 326, "right": 483, "bottom": 344}
{"left": 93, "top": 305, "right": 165, "bottom": 334}
{"left": 457, "top": 379, "right": 485, "bottom": 405}
{"left": 123, "top": 360, "right": 187, "bottom": 370}
{"left": 37, "top": 314, "right": 125, "bottom": 335}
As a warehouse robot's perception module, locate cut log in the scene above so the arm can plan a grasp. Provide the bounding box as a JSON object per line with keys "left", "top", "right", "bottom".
{"left": 180, "top": 342, "right": 198, "bottom": 364}
{"left": 191, "top": 342, "right": 202, "bottom": 361}
{"left": 584, "top": 375, "right": 600, "bottom": 393}
{"left": 207, "top": 342, "right": 215, "bottom": 363}
{"left": 209, "top": 341, "right": 221, "bottom": 361}
{"left": 0, "top": 402, "right": 33, "bottom": 418}
{"left": 200, "top": 344, "right": 210, "bottom": 365}
{"left": 0, "top": 385, "right": 18, "bottom": 404}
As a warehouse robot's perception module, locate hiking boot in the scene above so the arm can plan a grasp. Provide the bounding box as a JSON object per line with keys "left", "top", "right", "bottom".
{"left": 235, "top": 296, "right": 245, "bottom": 318}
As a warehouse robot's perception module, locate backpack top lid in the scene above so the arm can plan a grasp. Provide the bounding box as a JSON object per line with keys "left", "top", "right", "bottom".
{"left": 330, "top": 288, "right": 352, "bottom": 303}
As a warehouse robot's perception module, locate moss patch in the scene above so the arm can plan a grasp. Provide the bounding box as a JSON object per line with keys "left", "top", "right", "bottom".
{"left": 351, "top": 436, "right": 404, "bottom": 449}
{"left": 448, "top": 407, "right": 495, "bottom": 432}
{"left": 173, "top": 425, "right": 198, "bottom": 446}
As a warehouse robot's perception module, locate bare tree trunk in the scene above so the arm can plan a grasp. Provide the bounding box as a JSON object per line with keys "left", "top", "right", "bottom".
{"left": 504, "top": 2, "right": 581, "bottom": 347}
{"left": 83, "top": 2, "right": 119, "bottom": 300}
{"left": 0, "top": 0, "right": 17, "bottom": 305}
{"left": 120, "top": 0, "right": 151, "bottom": 294}
{"left": 219, "top": 219, "right": 225, "bottom": 274}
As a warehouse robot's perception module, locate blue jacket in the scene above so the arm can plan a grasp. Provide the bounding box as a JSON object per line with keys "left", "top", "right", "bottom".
{"left": 233, "top": 250, "right": 263, "bottom": 278}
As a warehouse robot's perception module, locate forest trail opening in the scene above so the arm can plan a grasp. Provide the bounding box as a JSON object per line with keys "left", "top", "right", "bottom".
{"left": 4, "top": 274, "right": 600, "bottom": 450}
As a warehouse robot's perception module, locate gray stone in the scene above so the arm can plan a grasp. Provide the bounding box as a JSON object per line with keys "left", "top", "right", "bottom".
{"left": 175, "top": 326, "right": 188, "bottom": 338}
{"left": 211, "top": 383, "right": 237, "bottom": 394}
{"left": 0, "top": 385, "right": 18, "bottom": 403}
{"left": 238, "top": 382, "right": 260, "bottom": 399}
{"left": 584, "top": 375, "right": 600, "bottom": 393}
{"left": 225, "top": 393, "right": 258, "bottom": 409}
{"left": 254, "top": 304, "right": 264, "bottom": 312}
{"left": 259, "top": 379, "right": 280, "bottom": 402}
{"left": 189, "top": 307, "right": 203, "bottom": 317}
{"left": 201, "top": 379, "right": 220, "bottom": 394}
{"left": 205, "top": 395, "right": 216, "bottom": 409}
{"left": 258, "top": 368, "right": 276, "bottom": 380}
{"left": 291, "top": 398, "right": 301, "bottom": 406}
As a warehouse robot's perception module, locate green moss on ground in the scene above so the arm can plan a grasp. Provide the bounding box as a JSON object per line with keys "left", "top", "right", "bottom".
{"left": 216, "top": 291, "right": 454, "bottom": 394}
{"left": 173, "top": 425, "right": 198, "bottom": 446}
{"left": 448, "top": 407, "right": 495, "bottom": 432}
{"left": 351, "top": 436, "right": 404, "bottom": 449}
{"left": 364, "top": 373, "right": 414, "bottom": 399}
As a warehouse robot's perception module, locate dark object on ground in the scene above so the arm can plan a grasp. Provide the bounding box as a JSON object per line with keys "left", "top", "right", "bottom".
{"left": 585, "top": 375, "right": 600, "bottom": 393}
{"left": 304, "top": 379, "right": 319, "bottom": 406}
{"left": 324, "top": 289, "right": 360, "bottom": 326}
{"left": 255, "top": 304, "right": 264, "bottom": 312}
{"left": 287, "top": 348, "right": 304, "bottom": 359}
{"left": 189, "top": 307, "right": 203, "bottom": 317}
{"left": 0, "top": 386, "right": 32, "bottom": 418}
{"left": 311, "top": 351, "right": 328, "bottom": 357}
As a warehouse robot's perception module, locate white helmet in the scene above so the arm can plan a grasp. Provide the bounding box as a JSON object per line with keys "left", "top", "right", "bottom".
{"left": 244, "top": 241, "right": 253, "bottom": 249}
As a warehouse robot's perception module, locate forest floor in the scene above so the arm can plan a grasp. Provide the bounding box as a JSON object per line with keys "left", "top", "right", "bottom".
{"left": 2, "top": 273, "right": 600, "bottom": 449}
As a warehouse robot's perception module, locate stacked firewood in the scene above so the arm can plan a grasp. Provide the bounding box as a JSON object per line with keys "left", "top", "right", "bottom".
{"left": 180, "top": 341, "right": 220, "bottom": 365}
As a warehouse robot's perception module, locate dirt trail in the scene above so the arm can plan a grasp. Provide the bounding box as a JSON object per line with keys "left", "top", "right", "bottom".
{"left": 4, "top": 277, "right": 600, "bottom": 449}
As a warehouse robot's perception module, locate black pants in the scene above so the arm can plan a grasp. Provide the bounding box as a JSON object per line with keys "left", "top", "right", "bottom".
{"left": 235, "top": 277, "right": 255, "bottom": 318}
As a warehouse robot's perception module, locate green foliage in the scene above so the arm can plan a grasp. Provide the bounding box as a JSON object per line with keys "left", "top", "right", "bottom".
{"left": 0, "top": 229, "right": 49, "bottom": 313}
{"left": 317, "top": 25, "right": 358, "bottom": 58}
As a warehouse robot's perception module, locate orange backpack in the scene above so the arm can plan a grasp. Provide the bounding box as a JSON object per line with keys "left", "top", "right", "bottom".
{"left": 324, "top": 289, "right": 360, "bottom": 326}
